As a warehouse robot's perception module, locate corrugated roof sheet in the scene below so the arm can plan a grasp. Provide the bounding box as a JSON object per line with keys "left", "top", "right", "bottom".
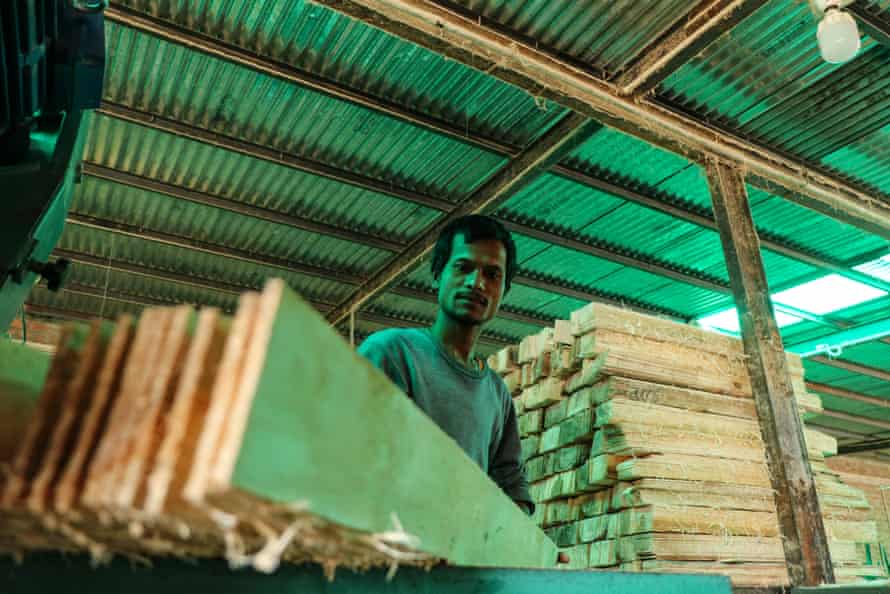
{"left": 103, "top": 22, "right": 507, "bottom": 201}
{"left": 820, "top": 123, "right": 890, "bottom": 196}
{"left": 28, "top": 286, "right": 143, "bottom": 320}
{"left": 71, "top": 174, "right": 392, "bottom": 275}
{"left": 656, "top": 1, "right": 890, "bottom": 175}
{"left": 658, "top": 1, "right": 852, "bottom": 126}
{"left": 459, "top": 0, "right": 691, "bottom": 75}
{"left": 57, "top": 224, "right": 355, "bottom": 305}
{"left": 85, "top": 113, "right": 441, "bottom": 242}
{"left": 117, "top": 0, "right": 567, "bottom": 149}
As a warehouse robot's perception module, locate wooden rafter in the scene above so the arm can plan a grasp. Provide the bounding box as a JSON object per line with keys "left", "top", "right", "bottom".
{"left": 614, "top": 0, "right": 770, "bottom": 96}
{"left": 323, "top": 113, "right": 599, "bottom": 325}
{"left": 312, "top": 0, "right": 890, "bottom": 239}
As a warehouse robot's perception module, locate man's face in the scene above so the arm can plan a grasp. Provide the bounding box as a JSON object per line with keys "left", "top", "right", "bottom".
{"left": 437, "top": 233, "right": 507, "bottom": 326}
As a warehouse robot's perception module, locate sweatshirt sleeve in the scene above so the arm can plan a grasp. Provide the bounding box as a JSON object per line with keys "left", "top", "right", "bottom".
{"left": 488, "top": 385, "right": 534, "bottom": 514}
{"left": 357, "top": 331, "right": 411, "bottom": 397}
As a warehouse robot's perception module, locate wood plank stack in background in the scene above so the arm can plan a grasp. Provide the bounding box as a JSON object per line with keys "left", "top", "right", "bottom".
{"left": 0, "top": 279, "right": 557, "bottom": 572}
{"left": 490, "top": 302, "right": 886, "bottom": 586}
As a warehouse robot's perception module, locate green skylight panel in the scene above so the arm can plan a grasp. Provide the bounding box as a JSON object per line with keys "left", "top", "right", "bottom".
{"left": 853, "top": 253, "right": 890, "bottom": 283}
{"left": 772, "top": 274, "right": 886, "bottom": 315}
{"left": 697, "top": 307, "right": 803, "bottom": 334}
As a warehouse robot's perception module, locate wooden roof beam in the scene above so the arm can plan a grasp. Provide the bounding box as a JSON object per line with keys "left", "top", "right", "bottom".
{"left": 809, "top": 355, "right": 890, "bottom": 383}
{"left": 98, "top": 104, "right": 886, "bottom": 301}
{"left": 614, "top": 0, "right": 770, "bottom": 96}
{"left": 313, "top": 0, "right": 890, "bottom": 239}
{"left": 324, "top": 112, "right": 599, "bottom": 324}
{"left": 806, "top": 381, "right": 890, "bottom": 409}
{"left": 816, "top": 408, "right": 890, "bottom": 432}
{"left": 848, "top": 1, "right": 890, "bottom": 48}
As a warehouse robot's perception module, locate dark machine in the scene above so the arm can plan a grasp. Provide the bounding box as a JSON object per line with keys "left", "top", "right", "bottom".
{"left": 0, "top": 0, "right": 105, "bottom": 330}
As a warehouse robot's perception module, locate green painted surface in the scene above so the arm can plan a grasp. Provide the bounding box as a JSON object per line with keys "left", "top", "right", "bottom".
{"left": 230, "top": 283, "right": 557, "bottom": 567}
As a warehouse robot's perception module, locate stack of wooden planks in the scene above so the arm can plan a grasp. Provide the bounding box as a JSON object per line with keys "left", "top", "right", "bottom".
{"left": 490, "top": 301, "right": 885, "bottom": 586}
{"left": 1, "top": 279, "right": 556, "bottom": 572}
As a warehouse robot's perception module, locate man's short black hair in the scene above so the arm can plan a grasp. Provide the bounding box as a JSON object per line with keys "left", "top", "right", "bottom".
{"left": 431, "top": 215, "right": 517, "bottom": 293}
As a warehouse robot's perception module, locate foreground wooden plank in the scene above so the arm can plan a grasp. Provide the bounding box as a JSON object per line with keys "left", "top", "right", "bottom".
{"left": 55, "top": 316, "right": 135, "bottom": 512}
{"left": 206, "top": 279, "right": 557, "bottom": 568}
{"left": 2, "top": 324, "right": 88, "bottom": 506}
{"left": 145, "top": 308, "right": 229, "bottom": 516}
{"left": 27, "top": 321, "right": 114, "bottom": 512}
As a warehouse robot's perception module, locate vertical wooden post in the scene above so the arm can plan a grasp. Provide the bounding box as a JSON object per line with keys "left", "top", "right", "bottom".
{"left": 705, "top": 159, "right": 835, "bottom": 586}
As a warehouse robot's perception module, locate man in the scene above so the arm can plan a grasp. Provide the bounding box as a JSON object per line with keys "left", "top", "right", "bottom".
{"left": 358, "top": 215, "right": 533, "bottom": 514}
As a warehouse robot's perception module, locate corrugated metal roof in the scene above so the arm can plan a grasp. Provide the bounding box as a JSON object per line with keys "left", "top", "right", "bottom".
{"left": 15, "top": 0, "right": 887, "bottom": 438}
{"left": 656, "top": 0, "right": 890, "bottom": 180}
{"left": 72, "top": 174, "right": 392, "bottom": 274}
{"left": 103, "top": 22, "right": 507, "bottom": 201}
{"left": 28, "top": 286, "right": 143, "bottom": 320}
{"left": 57, "top": 223, "right": 355, "bottom": 305}
{"left": 564, "top": 127, "right": 694, "bottom": 189}
{"left": 459, "top": 0, "right": 691, "bottom": 75}
{"left": 85, "top": 113, "right": 441, "bottom": 242}
{"left": 747, "top": 185, "right": 890, "bottom": 263}
{"left": 658, "top": 1, "right": 852, "bottom": 126}
{"left": 117, "top": 0, "right": 567, "bottom": 149}
{"left": 820, "top": 123, "right": 890, "bottom": 196}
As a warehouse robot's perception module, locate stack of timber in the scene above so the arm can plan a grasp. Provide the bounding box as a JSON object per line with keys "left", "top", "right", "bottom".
{"left": 0, "top": 279, "right": 556, "bottom": 572}
{"left": 823, "top": 455, "right": 890, "bottom": 580}
{"left": 489, "top": 301, "right": 884, "bottom": 586}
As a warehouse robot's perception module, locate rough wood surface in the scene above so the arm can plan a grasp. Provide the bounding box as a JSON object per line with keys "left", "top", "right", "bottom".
{"left": 54, "top": 316, "right": 135, "bottom": 512}
{"left": 708, "top": 159, "right": 834, "bottom": 586}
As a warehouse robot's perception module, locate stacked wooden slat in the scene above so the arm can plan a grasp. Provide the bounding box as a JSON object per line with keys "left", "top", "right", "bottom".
{"left": 490, "top": 301, "right": 885, "bottom": 586}
{"left": 1, "top": 279, "right": 556, "bottom": 571}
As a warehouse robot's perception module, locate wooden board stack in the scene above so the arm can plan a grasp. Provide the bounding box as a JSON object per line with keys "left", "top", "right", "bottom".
{"left": 489, "top": 301, "right": 885, "bottom": 586}
{"left": 1, "top": 279, "right": 556, "bottom": 572}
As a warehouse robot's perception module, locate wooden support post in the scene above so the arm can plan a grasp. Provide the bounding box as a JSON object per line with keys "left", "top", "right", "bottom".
{"left": 705, "top": 159, "right": 834, "bottom": 586}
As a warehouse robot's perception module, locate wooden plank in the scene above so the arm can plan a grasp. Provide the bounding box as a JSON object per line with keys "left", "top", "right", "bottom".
{"left": 578, "top": 329, "right": 751, "bottom": 396}
{"left": 627, "top": 533, "right": 784, "bottom": 563}
{"left": 97, "top": 308, "right": 178, "bottom": 508}
{"left": 202, "top": 279, "right": 558, "bottom": 567}
{"left": 2, "top": 324, "right": 88, "bottom": 506}
{"left": 54, "top": 316, "right": 135, "bottom": 513}
{"left": 612, "top": 479, "right": 776, "bottom": 512}
{"left": 617, "top": 453, "right": 771, "bottom": 487}
{"left": 596, "top": 376, "right": 757, "bottom": 418}
{"left": 144, "top": 309, "right": 230, "bottom": 515}
{"left": 570, "top": 301, "right": 738, "bottom": 354}
{"left": 594, "top": 423, "right": 766, "bottom": 462}
{"left": 183, "top": 292, "right": 261, "bottom": 504}
{"left": 596, "top": 398, "right": 762, "bottom": 439}
{"left": 27, "top": 320, "right": 113, "bottom": 511}
{"left": 82, "top": 308, "right": 168, "bottom": 507}
{"left": 621, "top": 506, "right": 781, "bottom": 537}
{"left": 114, "top": 306, "right": 196, "bottom": 509}
{"left": 707, "top": 159, "right": 834, "bottom": 586}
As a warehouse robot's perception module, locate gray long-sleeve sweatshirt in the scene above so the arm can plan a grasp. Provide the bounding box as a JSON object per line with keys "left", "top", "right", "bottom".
{"left": 357, "top": 327, "right": 533, "bottom": 511}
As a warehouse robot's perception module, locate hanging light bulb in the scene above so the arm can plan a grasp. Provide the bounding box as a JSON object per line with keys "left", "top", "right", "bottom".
{"left": 815, "top": 2, "right": 861, "bottom": 64}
